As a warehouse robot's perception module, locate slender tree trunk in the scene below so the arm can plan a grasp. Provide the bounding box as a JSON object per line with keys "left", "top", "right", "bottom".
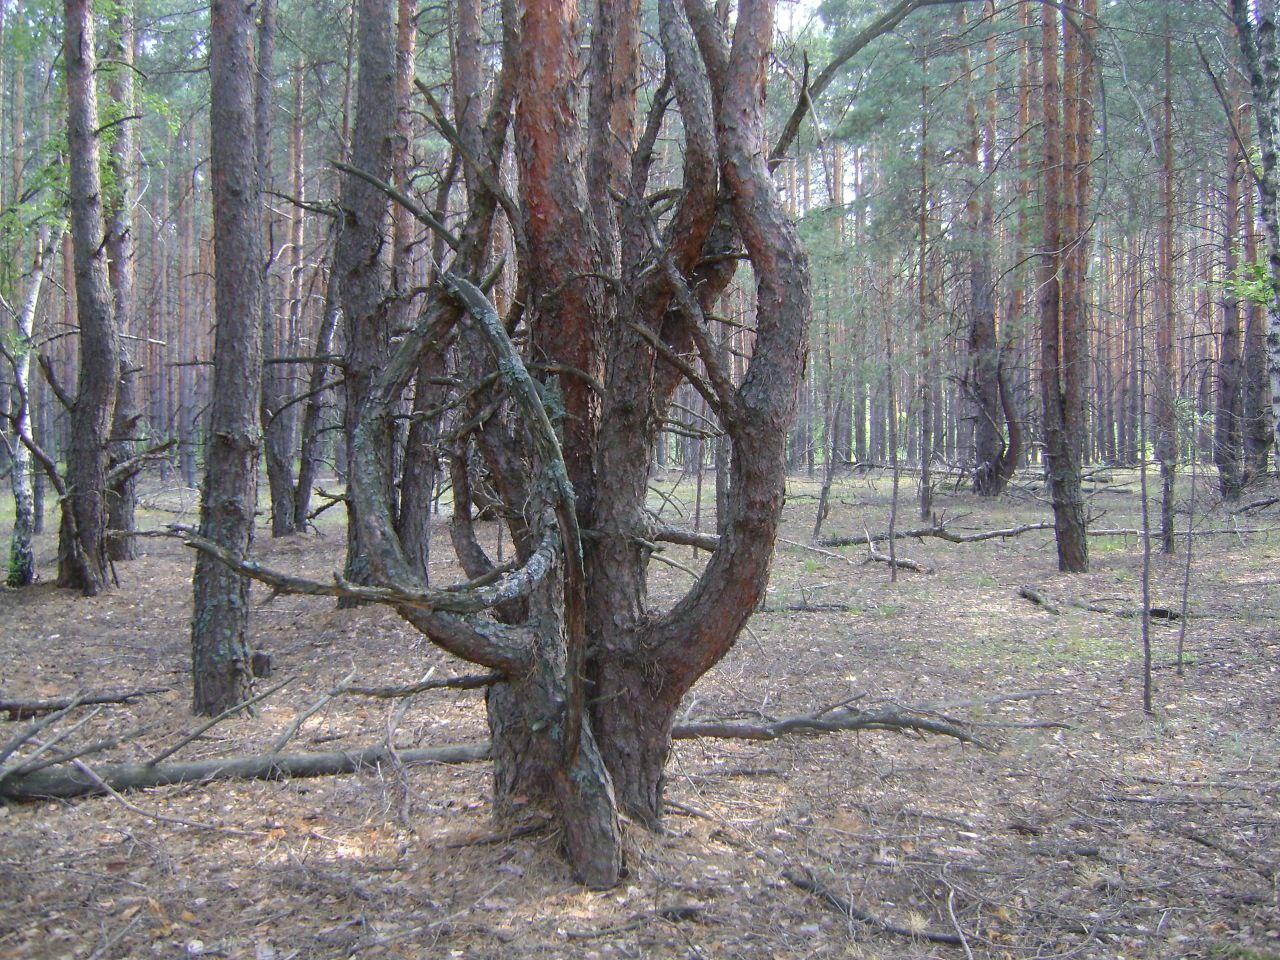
{"left": 292, "top": 264, "right": 341, "bottom": 529}
{"left": 255, "top": 0, "right": 299, "bottom": 537}
{"left": 917, "top": 72, "right": 933, "bottom": 518}
{"left": 1155, "top": 26, "right": 1178, "bottom": 553}
{"left": 106, "top": 3, "right": 141, "bottom": 562}
{"left": 1037, "top": 0, "right": 1088, "bottom": 572}
{"left": 6, "top": 226, "right": 56, "bottom": 587}
{"left": 1217, "top": 103, "right": 1245, "bottom": 500}
{"left": 192, "top": 0, "right": 265, "bottom": 715}
{"left": 59, "top": 0, "right": 122, "bottom": 596}
{"left": 336, "top": 0, "right": 398, "bottom": 598}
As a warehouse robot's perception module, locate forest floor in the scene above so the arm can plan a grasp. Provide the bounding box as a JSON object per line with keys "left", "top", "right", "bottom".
{"left": 1, "top": 468, "right": 1278, "bottom": 960}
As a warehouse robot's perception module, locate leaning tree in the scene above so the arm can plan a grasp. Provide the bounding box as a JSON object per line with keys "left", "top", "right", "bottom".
{"left": 188, "top": 0, "right": 813, "bottom": 888}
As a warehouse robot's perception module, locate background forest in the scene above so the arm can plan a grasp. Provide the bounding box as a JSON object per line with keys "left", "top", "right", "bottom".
{"left": 2, "top": 0, "right": 1279, "bottom": 957}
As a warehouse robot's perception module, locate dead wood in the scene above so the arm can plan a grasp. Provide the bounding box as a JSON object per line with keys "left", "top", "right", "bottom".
{"left": 760, "top": 602, "right": 859, "bottom": 613}
{"left": 0, "top": 742, "right": 491, "bottom": 800}
{"left": 672, "top": 703, "right": 988, "bottom": 748}
{"left": 441, "top": 819, "right": 552, "bottom": 848}
{"left": 1017, "top": 586, "right": 1183, "bottom": 621}
{"left": 783, "top": 868, "right": 965, "bottom": 946}
{"left": 1, "top": 691, "right": 997, "bottom": 802}
{"left": 1232, "top": 495, "right": 1280, "bottom": 514}
{"left": 863, "top": 538, "right": 934, "bottom": 574}
{"left": 822, "top": 521, "right": 1280, "bottom": 550}
{"left": 0, "top": 687, "right": 168, "bottom": 721}
{"left": 342, "top": 671, "right": 500, "bottom": 698}
{"left": 1018, "top": 585, "right": 1062, "bottom": 614}
{"left": 821, "top": 520, "right": 1053, "bottom": 548}
{"left": 564, "top": 904, "right": 704, "bottom": 940}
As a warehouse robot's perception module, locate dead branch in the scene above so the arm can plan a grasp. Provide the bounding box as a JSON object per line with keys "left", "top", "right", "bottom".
{"left": 1017, "top": 586, "right": 1183, "bottom": 621}
{"left": 343, "top": 671, "right": 500, "bottom": 699}
{"left": 1017, "top": 585, "right": 1062, "bottom": 615}
{"left": 145, "top": 677, "right": 294, "bottom": 765}
{"left": 0, "top": 698, "right": 87, "bottom": 768}
{"left": 761, "top": 602, "right": 859, "bottom": 613}
{"left": 783, "top": 868, "right": 965, "bottom": 946}
{"left": 105, "top": 438, "right": 178, "bottom": 486}
{"left": 672, "top": 703, "right": 987, "bottom": 748}
{"left": 822, "top": 520, "right": 1053, "bottom": 548}
{"left": 864, "top": 536, "right": 934, "bottom": 574}
{"left": 0, "top": 687, "right": 168, "bottom": 721}
{"left": 1232, "top": 495, "right": 1280, "bottom": 514}
{"left": 564, "top": 904, "right": 704, "bottom": 940}
{"left": 0, "top": 742, "right": 492, "bottom": 801}
{"left": 272, "top": 669, "right": 357, "bottom": 753}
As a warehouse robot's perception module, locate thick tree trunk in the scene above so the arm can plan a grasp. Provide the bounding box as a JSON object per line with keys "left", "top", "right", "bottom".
{"left": 59, "top": 0, "right": 122, "bottom": 596}
{"left": 486, "top": 669, "right": 622, "bottom": 889}
{"left": 191, "top": 0, "right": 265, "bottom": 715}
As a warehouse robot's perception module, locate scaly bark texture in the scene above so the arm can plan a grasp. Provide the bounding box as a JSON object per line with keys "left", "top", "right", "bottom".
{"left": 59, "top": 0, "right": 122, "bottom": 596}
{"left": 197, "top": 0, "right": 810, "bottom": 889}
{"left": 255, "top": 0, "right": 299, "bottom": 538}
{"left": 192, "top": 0, "right": 265, "bottom": 714}
{"left": 106, "top": 3, "right": 141, "bottom": 561}
{"left": 1037, "top": 0, "right": 1089, "bottom": 573}
{"left": 1217, "top": 102, "right": 1245, "bottom": 500}
{"left": 336, "top": 0, "right": 398, "bottom": 596}
{"left": 1155, "top": 25, "right": 1178, "bottom": 553}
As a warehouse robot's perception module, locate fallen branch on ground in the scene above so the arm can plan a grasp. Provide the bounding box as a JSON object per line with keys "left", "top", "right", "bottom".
{"left": 564, "top": 904, "right": 704, "bottom": 940}
{"left": 1, "top": 694, "right": 997, "bottom": 800}
{"left": 1232, "top": 496, "right": 1280, "bottom": 515}
{"left": 821, "top": 520, "right": 1052, "bottom": 548}
{"left": 823, "top": 522, "right": 1280, "bottom": 550}
{"left": 783, "top": 868, "right": 965, "bottom": 946}
{"left": 0, "top": 742, "right": 492, "bottom": 800}
{"left": 760, "top": 602, "right": 859, "bottom": 613}
{"left": 343, "top": 671, "right": 500, "bottom": 698}
{"left": 0, "top": 688, "right": 168, "bottom": 721}
{"left": 672, "top": 703, "right": 987, "bottom": 748}
{"left": 864, "top": 536, "right": 933, "bottom": 574}
{"left": 1017, "top": 586, "right": 1183, "bottom": 621}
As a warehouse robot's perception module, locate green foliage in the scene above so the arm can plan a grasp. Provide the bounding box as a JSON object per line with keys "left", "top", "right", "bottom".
{"left": 1224, "top": 252, "right": 1277, "bottom": 308}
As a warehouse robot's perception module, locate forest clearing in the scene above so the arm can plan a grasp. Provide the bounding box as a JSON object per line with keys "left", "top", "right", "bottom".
{"left": 2, "top": 472, "right": 1277, "bottom": 958}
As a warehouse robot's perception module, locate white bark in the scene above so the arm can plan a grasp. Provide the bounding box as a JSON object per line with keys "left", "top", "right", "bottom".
{"left": 6, "top": 225, "right": 56, "bottom": 587}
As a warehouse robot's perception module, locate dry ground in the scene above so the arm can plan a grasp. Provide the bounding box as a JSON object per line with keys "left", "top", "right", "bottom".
{"left": 1, "top": 469, "right": 1277, "bottom": 959}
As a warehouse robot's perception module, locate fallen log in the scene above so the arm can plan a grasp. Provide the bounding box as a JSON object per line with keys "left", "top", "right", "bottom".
{"left": 0, "top": 688, "right": 169, "bottom": 721}
{"left": 0, "top": 742, "right": 491, "bottom": 800}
